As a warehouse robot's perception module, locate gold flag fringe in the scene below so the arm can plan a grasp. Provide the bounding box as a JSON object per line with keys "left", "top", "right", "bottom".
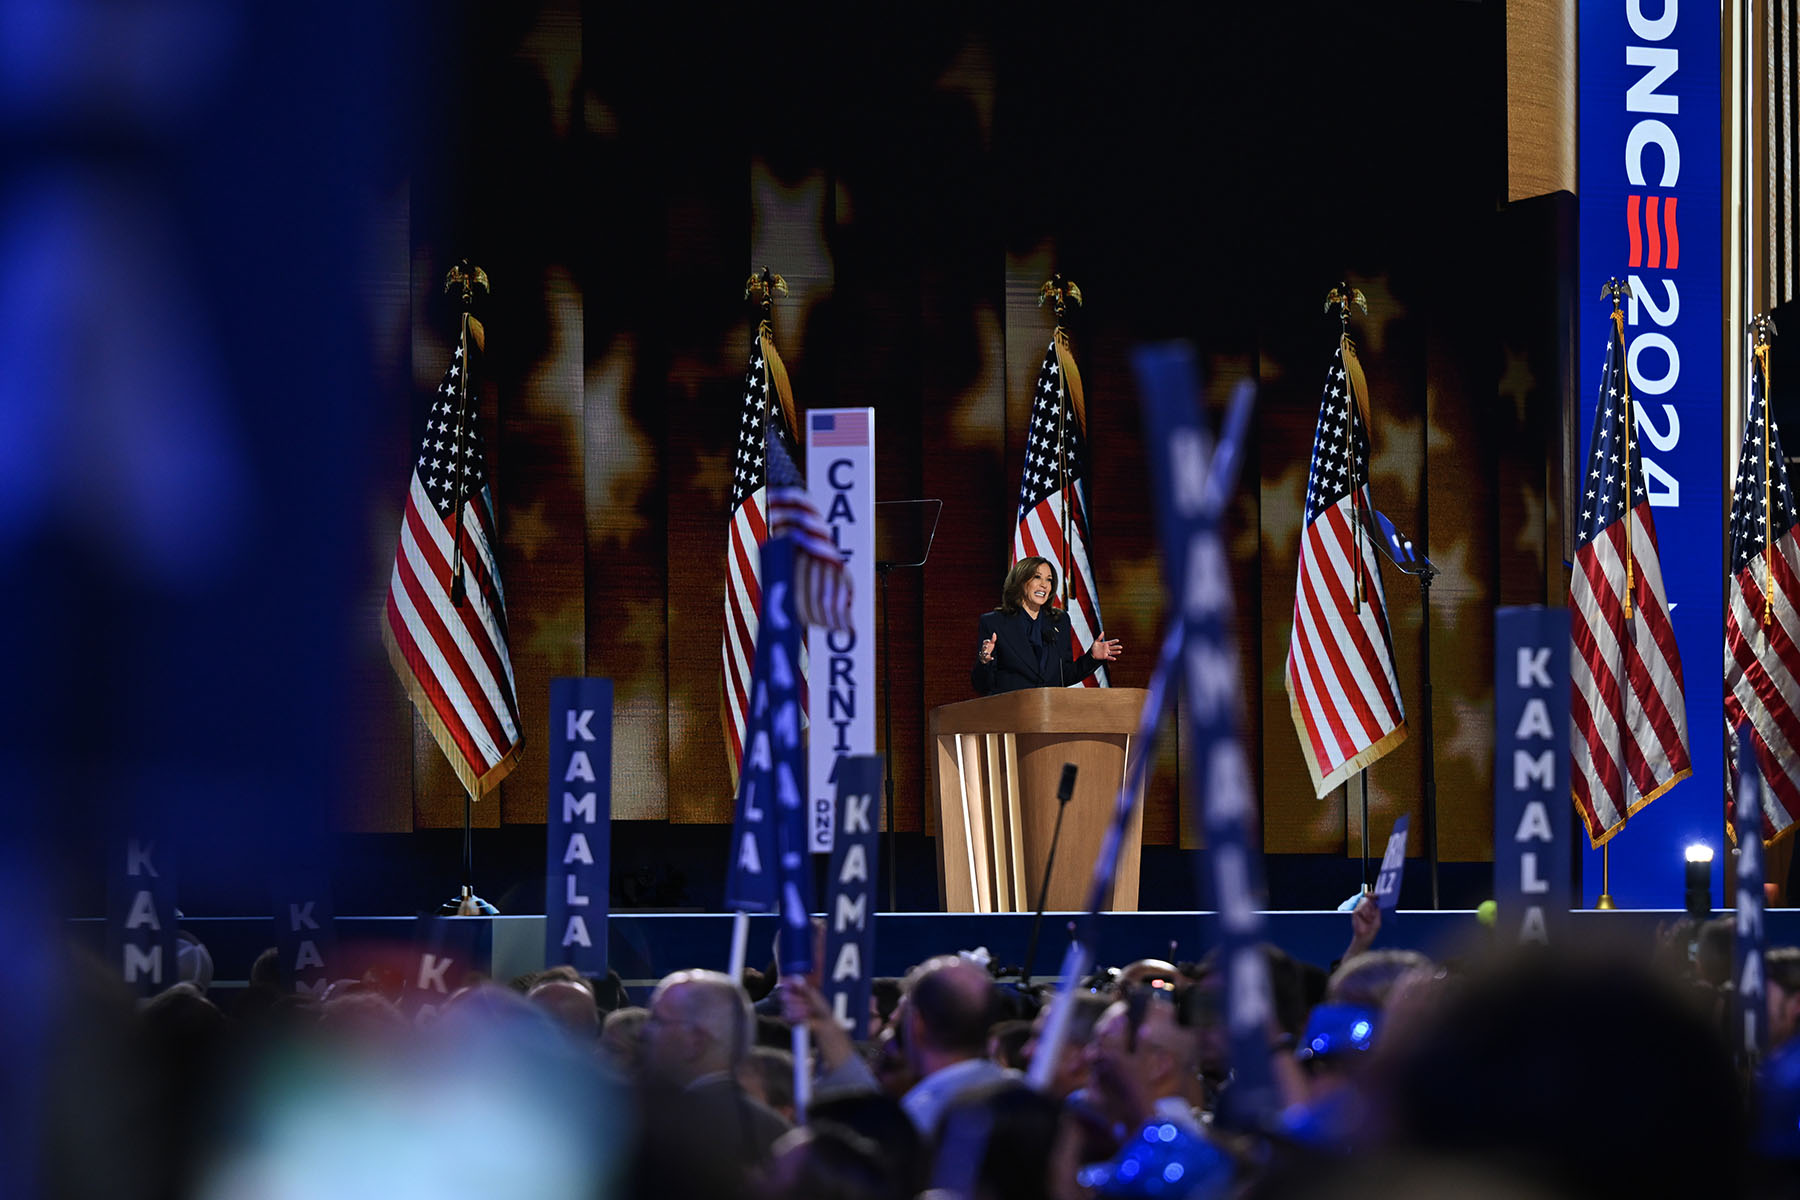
{"left": 383, "top": 619, "right": 522, "bottom": 802}
{"left": 1340, "top": 335, "right": 1372, "bottom": 432}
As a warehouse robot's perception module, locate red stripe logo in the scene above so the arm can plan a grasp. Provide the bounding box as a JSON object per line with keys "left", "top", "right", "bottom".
{"left": 1625, "top": 194, "right": 1680, "bottom": 269}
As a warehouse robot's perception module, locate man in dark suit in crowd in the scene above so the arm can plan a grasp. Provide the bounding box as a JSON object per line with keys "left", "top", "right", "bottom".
{"left": 640, "top": 969, "right": 791, "bottom": 1169}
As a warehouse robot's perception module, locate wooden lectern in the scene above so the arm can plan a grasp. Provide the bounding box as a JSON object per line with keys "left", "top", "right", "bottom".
{"left": 927, "top": 688, "right": 1149, "bottom": 913}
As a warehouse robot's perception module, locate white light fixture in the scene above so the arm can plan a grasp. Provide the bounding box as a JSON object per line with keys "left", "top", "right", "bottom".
{"left": 1684, "top": 843, "right": 1714, "bottom": 917}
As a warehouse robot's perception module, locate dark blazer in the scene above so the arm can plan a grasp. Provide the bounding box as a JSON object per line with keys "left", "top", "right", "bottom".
{"left": 971, "top": 606, "right": 1099, "bottom": 695}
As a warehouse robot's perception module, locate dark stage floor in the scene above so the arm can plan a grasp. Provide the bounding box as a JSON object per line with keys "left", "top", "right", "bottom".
{"left": 123, "top": 821, "right": 1502, "bottom": 921}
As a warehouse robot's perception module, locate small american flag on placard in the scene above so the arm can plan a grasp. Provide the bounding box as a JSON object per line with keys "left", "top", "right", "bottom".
{"left": 1569, "top": 306, "right": 1689, "bottom": 845}
{"left": 767, "top": 425, "right": 852, "bottom": 633}
{"left": 1013, "top": 330, "right": 1107, "bottom": 687}
{"left": 811, "top": 411, "right": 869, "bottom": 447}
{"left": 382, "top": 343, "right": 523, "bottom": 799}
{"left": 1284, "top": 338, "right": 1406, "bottom": 798}
{"left": 1723, "top": 341, "right": 1799, "bottom": 843}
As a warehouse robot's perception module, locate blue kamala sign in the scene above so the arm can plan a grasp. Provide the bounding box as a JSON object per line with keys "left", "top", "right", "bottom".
{"left": 1578, "top": 0, "right": 1723, "bottom": 906}
{"left": 271, "top": 871, "right": 338, "bottom": 996}
{"left": 1494, "top": 608, "right": 1573, "bottom": 943}
{"left": 107, "top": 829, "right": 177, "bottom": 996}
{"left": 545, "top": 677, "right": 613, "bottom": 975}
{"left": 822, "top": 755, "right": 881, "bottom": 1037}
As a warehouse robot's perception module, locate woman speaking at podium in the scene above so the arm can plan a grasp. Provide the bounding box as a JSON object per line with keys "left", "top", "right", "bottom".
{"left": 971, "top": 556, "right": 1122, "bottom": 695}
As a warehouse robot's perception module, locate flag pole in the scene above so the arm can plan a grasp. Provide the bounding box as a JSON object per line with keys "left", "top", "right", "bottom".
{"left": 1040, "top": 276, "right": 1081, "bottom": 611}
{"left": 1595, "top": 277, "right": 1632, "bottom": 907}
{"left": 1325, "top": 284, "right": 1369, "bottom": 612}
{"left": 1602, "top": 279, "right": 1635, "bottom": 618}
{"left": 728, "top": 909, "right": 750, "bottom": 980}
{"left": 1755, "top": 315, "right": 1778, "bottom": 629}
{"left": 443, "top": 261, "right": 488, "bottom": 610}
{"left": 1596, "top": 842, "right": 1616, "bottom": 909}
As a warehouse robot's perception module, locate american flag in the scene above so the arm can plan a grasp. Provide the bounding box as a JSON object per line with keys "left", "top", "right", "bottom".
{"left": 1724, "top": 343, "right": 1799, "bottom": 843}
{"left": 1013, "top": 330, "right": 1107, "bottom": 687}
{"left": 723, "top": 327, "right": 823, "bottom": 779}
{"left": 1569, "top": 310, "right": 1690, "bottom": 845}
{"left": 382, "top": 341, "right": 523, "bottom": 799}
{"left": 1284, "top": 338, "right": 1406, "bottom": 798}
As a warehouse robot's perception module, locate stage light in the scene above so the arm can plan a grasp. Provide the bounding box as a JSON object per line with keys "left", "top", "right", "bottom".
{"left": 1684, "top": 843, "right": 1714, "bottom": 919}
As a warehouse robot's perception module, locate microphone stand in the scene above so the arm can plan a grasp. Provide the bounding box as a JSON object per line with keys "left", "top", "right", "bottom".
{"left": 878, "top": 559, "right": 898, "bottom": 911}
{"left": 1362, "top": 510, "right": 1441, "bottom": 909}
{"left": 872, "top": 499, "right": 941, "bottom": 912}
{"left": 1020, "top": 764, "right": 1078, "bottom": 984}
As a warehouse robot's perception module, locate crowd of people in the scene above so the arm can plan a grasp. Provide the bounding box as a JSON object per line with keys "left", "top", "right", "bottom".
{"left": 30, "top": 900, "right": 1800, "bottom": 1198}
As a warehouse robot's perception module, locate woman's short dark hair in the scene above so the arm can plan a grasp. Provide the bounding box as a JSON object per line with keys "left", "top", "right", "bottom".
{"left": 1000, "top": 557, "right": 1059, "bottom": 615}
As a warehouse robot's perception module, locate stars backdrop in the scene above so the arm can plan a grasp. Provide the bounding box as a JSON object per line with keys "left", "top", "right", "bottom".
{"left": 334, "top": 0, "right": 1555, "bottom": 902}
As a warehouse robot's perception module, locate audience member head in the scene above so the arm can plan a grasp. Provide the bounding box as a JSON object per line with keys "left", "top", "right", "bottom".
{"left": 870, "top": 977, "right": 903, "bottom": 1036}
{"left": 1118, "top": 958, "right": 1178, "bottom": 992}
{"left": 644, "top": 969, "right": 752, "bottom": 1087}
{"left": 529, "top": 977, "right": 600, "bottom": 1042}
{"left": 807, "top": 1091, "right": 927, "bottom": 1197}
{"left": 1023, "top": 993, "right": 1111, "bottom": 1100}
{"left": 140, "top": 981, "right": 228, "bottom": 1088}
{"left": 314, "top": 989, "right": 406, "bottom": 1040}
{"left": 1327, "top": 949, "right": 1433, "bottom": 1012}
{"left": 764, "top": 1122, "right": 904, "bottom": 1200}
{"left": 901, "top": 956, "right": 998, "bottom": 1076}
{"left": 1694, "top": 916, "right": 1735, "bottom": 989}
{"left": 747, "top": 1045, "right": 797, "bottom": 1121}
{"left": 1176, "top": 961, "right": 1231, "bottom": 1083}
{"left": 1086, "top": 987, "right": 1198, "bottom": 1121}
{"left": 871, "top": 1029, "right": 917, "bottom": 1098}
{"left": 600, "top": 1005, "right": 648, "bottom": 1074}
{"left": 1292, "top": 1001, "right": 1382, "bottom": 1119}
{"left": 934, "top": 1080, "right": 1064, "bottom": 1200}
{"left": 986, "top": 1018, "right": 1033, "bottom": 1070}
{"left": 756, "top": 1013, "right": 794, "bottom": 1050}
{"left": 176, "top": 932, "right": 214, "bottom": 994}
{"left": 1377, "top": 948, "right": 1742, "bottom": 1198}
{"left": 249, "top": 946, "right": 284, "bottom": 992}
{"left": 591, "top": 968, "right": 631, "bottom": 1013}
{"left": 1768, "top": 947, "right": 1800, "bottom": 1048}
{"left": 1266, "top": 943, "right": 1329, "bottom": 1036}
